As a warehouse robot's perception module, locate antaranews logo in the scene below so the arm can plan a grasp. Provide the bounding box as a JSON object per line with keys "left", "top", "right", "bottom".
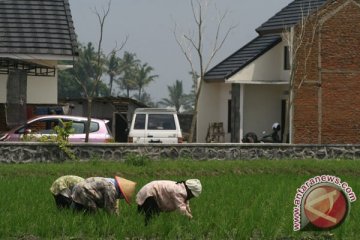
{"left": 293, "top": 175, "right": 356, "bottom": 231}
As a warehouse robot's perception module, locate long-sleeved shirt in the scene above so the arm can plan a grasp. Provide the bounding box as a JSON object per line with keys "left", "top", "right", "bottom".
{"left": 50, "top": 175, "right": 84, "bottom": 197}
{"left": 136, "top": 180, "right": 192, "bottom": 218}
{"left": 71, "top": 177, "right": 120, "bottom": 214}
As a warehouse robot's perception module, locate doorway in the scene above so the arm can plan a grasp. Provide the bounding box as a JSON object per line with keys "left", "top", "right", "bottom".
{"left": 114, "top": 112, "right": 128, "bottom": 142}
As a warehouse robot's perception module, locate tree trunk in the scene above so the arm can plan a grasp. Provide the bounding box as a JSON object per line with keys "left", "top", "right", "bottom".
{"left": 109, "top": 75, "right": 114, "bottom": 96}
{"left": 85, "top": 98, "right": 92, "bottom": 143}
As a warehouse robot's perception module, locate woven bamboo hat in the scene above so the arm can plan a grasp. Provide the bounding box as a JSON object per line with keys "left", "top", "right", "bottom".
{"left": 115, "top": 176, "right": 137, "bottom": 204}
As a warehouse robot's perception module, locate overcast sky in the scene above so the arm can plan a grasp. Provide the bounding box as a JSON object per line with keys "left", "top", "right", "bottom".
{"left": 69, "top": 0, "right": 293, "bottom": 101}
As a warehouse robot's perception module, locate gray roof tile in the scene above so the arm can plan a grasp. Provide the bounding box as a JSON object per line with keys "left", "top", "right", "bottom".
{"left": 256, "top": 0, "right": 327, "bottom": 34}
{"left": 204, "top": 0, "right": 328, "bottom": 81}
{"left": 204, "top": 34, "right": 282, "bottom": 81}
{"left": 0, "top": 0, "right": 78, "bottom": 57}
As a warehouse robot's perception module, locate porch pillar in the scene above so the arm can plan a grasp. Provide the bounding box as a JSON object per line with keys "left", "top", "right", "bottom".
{"left": 6, "top": 69, "right": 27, "bottom": 128}
{"left": 231, "top": 83, "right": 241, "bottom": 142}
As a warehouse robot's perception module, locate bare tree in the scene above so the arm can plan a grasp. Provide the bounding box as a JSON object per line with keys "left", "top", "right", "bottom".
{"left": 174, "top": 0, "right": 235, "bottom": 142}
{"left": 72, "top": 1, "right": 126, "bottom": 142}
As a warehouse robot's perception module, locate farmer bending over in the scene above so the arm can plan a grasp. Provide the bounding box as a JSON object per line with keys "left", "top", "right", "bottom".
{"left": 136, "top": 179, "right": 202, "bottom": 225}
{"left": 50, "top": 175, "right": 84, "bottom": 209}
{"left": 71, "top": 176, "right": 136, "bottom": 215}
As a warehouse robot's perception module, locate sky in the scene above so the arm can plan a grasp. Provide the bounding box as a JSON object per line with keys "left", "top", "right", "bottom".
{"left": 69, "top": 0, "right": 293, "bottom": 101}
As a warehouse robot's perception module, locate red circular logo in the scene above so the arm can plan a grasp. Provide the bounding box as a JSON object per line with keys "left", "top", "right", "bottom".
{"left": 304, "top": 185, "right": 348, "bottom": 229}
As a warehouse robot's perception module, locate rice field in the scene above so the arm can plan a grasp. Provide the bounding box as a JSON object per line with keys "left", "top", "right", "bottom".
{"left": 0, "top": 159, "right": 359, "bottom": 239}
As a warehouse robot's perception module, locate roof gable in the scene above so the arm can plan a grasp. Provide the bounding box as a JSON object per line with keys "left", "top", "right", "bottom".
{"left": 0, "top": 0, "right": 78, "bottom": 58}
{"left": 256, "top": 0, "right": 328, "bottom": 35}
{"left": 204, "top": 34, "right": 282, "bottom": 81}
{"left": 204, "top": 0, "right": 329, "bottom": 82}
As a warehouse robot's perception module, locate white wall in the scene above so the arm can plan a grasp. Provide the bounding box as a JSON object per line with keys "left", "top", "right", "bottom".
{"left": 197, "top": 82, "right": 231, "bottom": 143}
{"left": 0, "top": 60, "right": 58, "bottom": 104}
{"left": 242, "top": 84, "right": 288, "bottom": 137}
{"left": 228, "top": 40, "right": 290, "bottom": 82}
{"left": 27, "top": 74, "right": 58, "bottom": 104}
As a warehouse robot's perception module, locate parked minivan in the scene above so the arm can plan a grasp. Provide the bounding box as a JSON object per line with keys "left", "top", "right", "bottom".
{"left": 128, "top": 108, "right": 183, "bottom": 144}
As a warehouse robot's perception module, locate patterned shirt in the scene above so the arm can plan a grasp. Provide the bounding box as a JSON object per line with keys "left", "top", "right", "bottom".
{"left": 136, "top": 180, "right": 192, "bottom": 218}
{"left": 71, "top": 177, "right": 120, "bottom": 214}
{"left": 50, "top": 175, "right": 84, "bottom": 197}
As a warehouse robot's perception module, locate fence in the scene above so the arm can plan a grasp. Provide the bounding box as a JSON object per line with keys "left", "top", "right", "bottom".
{"left": 1, "top": 142, "right": 360, "bottom": 163}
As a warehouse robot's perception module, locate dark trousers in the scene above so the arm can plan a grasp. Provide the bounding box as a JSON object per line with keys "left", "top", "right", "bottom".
{"left": 54, "top": 194, "right": 72, "bottom": 209}
{"left": 70, "top": 201, "right": 95, "bottom": 214}
{"left": 138, "top": 197, "right": 161, "bottom": 225}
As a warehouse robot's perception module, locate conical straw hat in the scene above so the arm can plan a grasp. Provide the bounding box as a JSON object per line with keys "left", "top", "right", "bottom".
{"left": 115, "top": 176, "right": 137, "bottom": 204}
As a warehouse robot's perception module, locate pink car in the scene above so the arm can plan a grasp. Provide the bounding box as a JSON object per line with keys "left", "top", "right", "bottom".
{"left": 0, "top": 115, "right": 113, "bottom": 143}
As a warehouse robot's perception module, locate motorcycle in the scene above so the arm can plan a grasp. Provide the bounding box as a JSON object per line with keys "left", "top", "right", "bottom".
{"left": 242, "top": 123, "right": 281, "bottom": 143}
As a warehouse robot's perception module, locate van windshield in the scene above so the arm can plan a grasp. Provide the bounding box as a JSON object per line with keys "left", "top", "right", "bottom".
{"left": 148, "top": 114, "right": 175, "bottom": 130}
{"left": 134, "top": 114, "right": 146, "bottom": 129}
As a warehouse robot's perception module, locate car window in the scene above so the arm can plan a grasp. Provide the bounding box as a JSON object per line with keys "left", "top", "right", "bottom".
{"left": 148, "top": 114, "right": 175, "bottom": 130}
{"left": 16, "top": 119, "right": 59, "bottom": 134}
{"left": 71, "top": 121, "right": 85, "bottom": 134}
{"left": 65, "top": 121, "right": 99, "bottom": 134}
{"left": 89, "top": 122, "right": 99, "bottom": 132}
{"left": 134, "top": 114, "right": 146, "bottom": 129}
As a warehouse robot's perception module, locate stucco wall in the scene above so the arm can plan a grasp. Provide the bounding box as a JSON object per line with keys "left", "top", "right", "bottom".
{"left": 0, "top": 60, "right": 58, "bottom": 104}
{"left": 27, "top": 74, "right": 58, "bottom": 104}
{"left": 197, "top": 82, "right": 231, "bottom": 143}
{"left": 228, "top": 40, "right": 290, "bottom": 82}
{"left": 243, "top": 84, "right": 287, "bottom": 137}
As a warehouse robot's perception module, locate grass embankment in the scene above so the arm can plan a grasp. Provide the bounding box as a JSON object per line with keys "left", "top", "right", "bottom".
{"left": 0, "top": 159, "right": 359, "bottom": 239}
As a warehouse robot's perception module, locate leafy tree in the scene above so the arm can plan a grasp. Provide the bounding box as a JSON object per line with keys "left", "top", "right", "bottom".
{"left": 182, "top": 71, "right": 199, "bottom": 112}
{"left": 105, "top": 51, "right": 122, "bottom": 96}
{"left": 136, "top": 91, "right": 157, "bottom": 107}
{"left": 58, "top": 69, "right": 82, "bottom": 98}
{"left": 117, "top": 51, "right": 139, "bottom": 97}
{"left": 158, "top": 80, "right": 190, "bottom": 112}
{"left": 58, "top": 42, "right": 109, "bottom": 98}
{"left": 134, "top": 63, "right": 158, "bottom": 100}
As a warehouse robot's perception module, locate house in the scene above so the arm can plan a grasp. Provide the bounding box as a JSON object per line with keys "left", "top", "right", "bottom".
{"left": 197, "top": 0, "right": 360, "bottom": 144}
{"left": 59, "top": 97, "right": 147, "bottom": 142}
{"left": 0, "top": 0, "right": 78, "bottom": 132}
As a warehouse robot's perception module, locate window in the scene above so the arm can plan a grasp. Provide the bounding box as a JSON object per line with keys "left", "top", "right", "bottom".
{"left": 89, "top": 122, "right": 99, "bottom": 132}
{"left": 16, "top": 119, "right": 59, "bottom": 134}
{"left": 148, "top": 114, "right": 175, "bottom": 130}
{"left": 284, "top": 46, "right": 291, "bottom": 70}
{"left": 134, "top": 114, "right": 146, "bottom": 129}
{"left": 71, "top": 121, "right": 85, "bottom": 133}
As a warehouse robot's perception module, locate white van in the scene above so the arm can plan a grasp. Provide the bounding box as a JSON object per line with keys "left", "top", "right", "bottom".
{"left": 128, "top": 108, "right": 183, "bottom": 144}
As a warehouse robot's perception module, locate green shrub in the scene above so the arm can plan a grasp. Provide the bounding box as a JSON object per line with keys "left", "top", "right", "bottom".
{"left": 124, "top": 153, "right": 149, "bottom": 166}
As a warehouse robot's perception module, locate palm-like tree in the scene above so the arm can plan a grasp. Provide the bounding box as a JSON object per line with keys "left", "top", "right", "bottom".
{"left": 158, "top": 80, "right": 190, "bottom": 112}
{"left": 134, "top": 63, "right": 158, "bottom": 100}
{"left": 117, "top": 51, "right": 139, "bottom": 98}
{"left": 105, "top": 51, "right": 122, "bottom": 96}
{"left": 137, "top": 91, "right": 157, "bottom": 107}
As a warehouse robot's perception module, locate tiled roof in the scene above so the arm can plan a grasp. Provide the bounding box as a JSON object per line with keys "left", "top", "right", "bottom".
{"left": 204, "top": 34, "right": 282, "bottom": 81}
{"left": 204, "top": 0, "right": 328, "bottom": 81}
{"left": 0, "top": 0, "right": 78, "bottom": 57}
{"left": 256, "top": 0, "right": 328, "bottom": 34}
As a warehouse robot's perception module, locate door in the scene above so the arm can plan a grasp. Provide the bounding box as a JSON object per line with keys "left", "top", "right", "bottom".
{"left": 146, "top": 113, "right": 178, "bottom": 143}
{"left": 114, "top": 112, "right": 128, "bottom": 142}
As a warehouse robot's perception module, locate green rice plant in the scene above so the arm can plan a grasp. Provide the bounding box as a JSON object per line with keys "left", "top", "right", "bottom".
{"left": 123, "top": 153, "right": 150, "bottom": 167}
{"left": 0, "top": 159, "right": 359, "bottom": 239}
